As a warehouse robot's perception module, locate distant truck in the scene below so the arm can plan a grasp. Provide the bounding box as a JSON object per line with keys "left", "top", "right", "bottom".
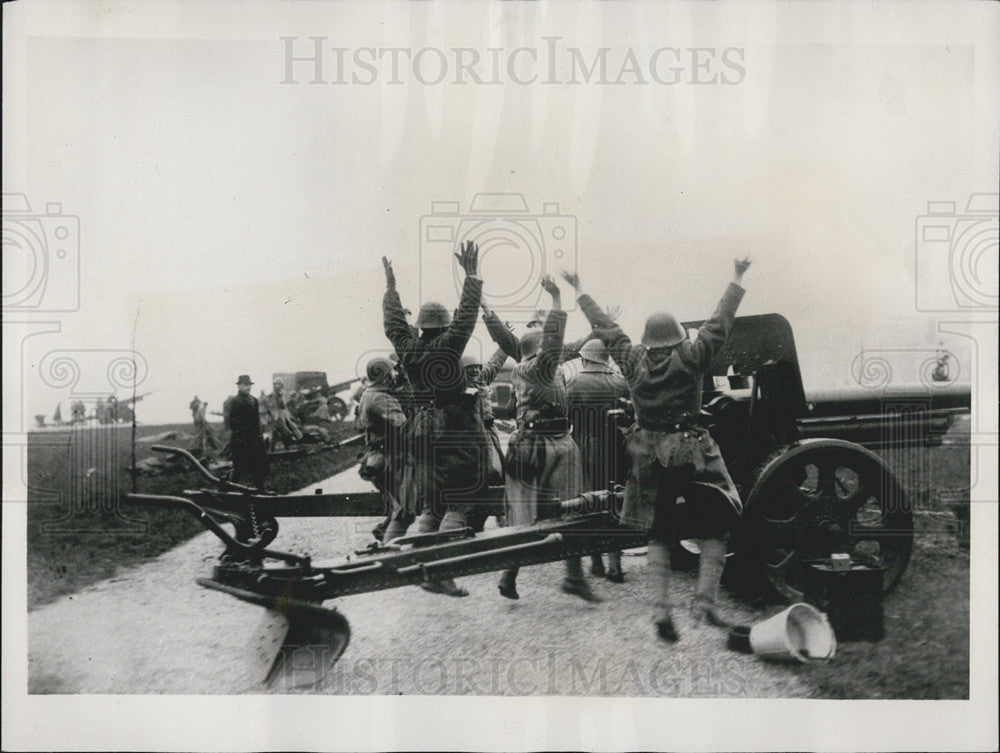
{"left": 271, "top": 371, "right": 361, "bottom": 422}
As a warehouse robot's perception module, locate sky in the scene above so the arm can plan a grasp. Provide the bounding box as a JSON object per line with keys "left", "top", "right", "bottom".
{"left": 3, "top": 0, "right": 998, "bottom": 426}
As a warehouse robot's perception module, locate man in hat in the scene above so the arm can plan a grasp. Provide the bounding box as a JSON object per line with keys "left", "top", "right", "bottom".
{"left": 564, "top": 258, "right": 751, "bottom": 641}
{"left": 357, "top": 356, "right": 411, "bottom": 543}
{"left": 381, "top": 241, "right": 488, "bottom": 597}
{"left": 497, "top": 275, "right": 599, "bottom": 603}
{"left": 566, "top": 338, "right": 630, "bottom": 583}
{"left": 229, "top": 374, "right": 268, "bottom": 490}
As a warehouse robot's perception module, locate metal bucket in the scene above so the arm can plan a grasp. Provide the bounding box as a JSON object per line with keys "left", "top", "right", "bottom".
{"left": 749, "top": 602, "right": 836, "bottom": 663}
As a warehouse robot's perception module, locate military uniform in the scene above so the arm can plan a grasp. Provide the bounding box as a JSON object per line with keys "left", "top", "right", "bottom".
{"left": 580, "top": 281, "right": 747, "bottom": 637}
{"left": 190, "top": 397, "right": 220, "bottom": 457}
{"left": 382, "top": 275, "right": 489, "bottom": 537}
{"left": 566, "top": 349, "right": 630, "bottom": 580}
{"left": 580, "top": 284, "right": 745, "bottom": 536}
{"left": 462, "top": 347, "right": 509, "bottom": 529}
{"left": 566, "top": 360, "right": 630, "bottom": 492}
{"left": 356, "top": 383, "right": 410, "bottom": 541}
{"left": 504, "top": 310, "right": 583, "bottom": 524}
{"left": 499, "top": 309, "right": 596, "bottom": 601}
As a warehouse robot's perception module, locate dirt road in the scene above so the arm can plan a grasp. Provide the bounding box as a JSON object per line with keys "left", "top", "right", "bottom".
{"left": 28, "top": 468, "right": 812, "bottom": 697}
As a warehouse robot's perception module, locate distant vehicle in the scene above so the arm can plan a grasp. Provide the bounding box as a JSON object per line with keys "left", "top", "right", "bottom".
{"left": 271, "top": 371, "right": 362, "bottom": 422}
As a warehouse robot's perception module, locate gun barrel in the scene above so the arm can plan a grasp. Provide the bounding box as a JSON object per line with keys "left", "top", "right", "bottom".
{"left": 804, "top": 382, "right": 971, "bottom": 418}
{"left": 328, "top": 378, "right": 361, "bottom": 394}
{"left": 796, "top": 408, "right": 963, "bottom": 448}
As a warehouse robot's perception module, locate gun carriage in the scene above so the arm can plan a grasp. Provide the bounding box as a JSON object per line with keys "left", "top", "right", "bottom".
{"left": 128, "top": 314, "right": 969, "bottom": 685}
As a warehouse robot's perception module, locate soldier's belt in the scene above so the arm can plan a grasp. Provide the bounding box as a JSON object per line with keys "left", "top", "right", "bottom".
{"left": 522, "top": 417, "right": 570, "bottom": 435}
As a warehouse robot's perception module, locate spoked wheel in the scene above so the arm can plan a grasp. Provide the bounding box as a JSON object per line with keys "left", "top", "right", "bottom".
{"left": 327, "top": 396, "right": 348, "bottom": 422}
{"left": 739, "top": 439, "right": 913, "bottom": 602}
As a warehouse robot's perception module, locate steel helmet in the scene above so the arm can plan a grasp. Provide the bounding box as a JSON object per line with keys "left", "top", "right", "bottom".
{"left": 579, "top": 338, "right": 609, "bottom": 365}
{"left": 365, "top": 357, "right": 394, "bottom": 382}
{"left": 641, "top": 312, "right": 686, "bottom": 348}
{"left": 526, "top": 309, "right": 547, "bottom": 328}
{"left": 460, "top": 353, "right": 481, "bottom": 369}
{"left": 416, "top": 302, "right": 452, "bottom": 329}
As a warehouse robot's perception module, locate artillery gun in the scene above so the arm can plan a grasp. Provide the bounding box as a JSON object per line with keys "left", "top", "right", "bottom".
{"left": 272, "top": 371, "right": 362, "bottom": 422}
{"left": 128, "top": 313, "right": 970, "bottom": 687}
{"left": 95, "top": 392, "right": 151, "bottom": 424}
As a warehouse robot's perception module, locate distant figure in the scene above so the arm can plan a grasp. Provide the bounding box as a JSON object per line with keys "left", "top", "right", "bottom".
{"left": 268, "top": 377, "right": 303, "bottom": 450}
{"left": 70, "top": 401, "right": 87, "bottom": 423}
{"left": 932, "top": 346, "right": 951, "bottom": 383}
{"left": 229, "top": 375, "right": 268, "bottom": 489}
{"left": 190, "top": 395, "right": 220, "bottom": 459}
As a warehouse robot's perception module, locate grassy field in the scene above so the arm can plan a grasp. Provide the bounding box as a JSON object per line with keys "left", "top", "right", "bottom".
{"left": 25, "top": 420, "right": 361, "bottom": 609}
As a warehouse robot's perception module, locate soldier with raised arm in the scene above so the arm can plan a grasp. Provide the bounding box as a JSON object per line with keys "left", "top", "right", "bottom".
{"left": 564, "top": 259, "right": 751, "bottom": 641}
{"left": 381, "top": 242, "right": 489, "bottom": 597}
{"left": 497, "top": 275, "right": 599, "bottom": 603}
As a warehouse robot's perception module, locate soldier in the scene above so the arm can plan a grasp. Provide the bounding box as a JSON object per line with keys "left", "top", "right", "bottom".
{"left": 357, "top": 357, "right": 411, "bottom": 543}
{"left": 381, "top": 241, "right": 489, "bottom": 597}
{"left": 565, "top": 259, "right": 751, "bottom": 641}
{"left": 497, "top": 275, "right": 599, "bottom": 603}
{"left": 566, "top": 338, "right": 630, "bottom": 583}
{"left": 459, "top": 347, "right": 509, "bottom": 531}
{"left": 269, "top": 378, "right": 303, "bottom": 449}
{"left": 190, "top": 395, "right": 220, "bottom": 458}
{"left": 229, "top": 374, "right": 268, "bottom": 490}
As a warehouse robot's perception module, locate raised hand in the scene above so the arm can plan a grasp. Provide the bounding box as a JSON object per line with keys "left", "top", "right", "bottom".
{"left": 603, "top": 303, "right": 622, "bottom": 323}
{"left": 382, "top": 256, "right": 396, "bottom": 288}
{"left": 540, "top": 274, "right": 560, "bottom": 297}
{"left": 560, "top": 269, "right": 581, "bottom": 290}
{"left": 734, "top": 257, "right": 752, "bottom": 277}
{"left": 455, "top": 240, "right": 479, "bottom": 277}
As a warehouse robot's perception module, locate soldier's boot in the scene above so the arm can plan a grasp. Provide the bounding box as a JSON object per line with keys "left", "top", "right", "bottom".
{"left": 605, "top": 551, "right": 625, "bottom": 583}
{"left": 562, "top": 557, "right": 602, "bottom": 603}
{"left": 647, "top": 541, "right": 678, "bottom": 642}
{"left": 589, "top": 555, "right": 606, "bottom": 577}
{"left": 419, "top": 508, "right": 469, "bottom": 598}
{"left": 691, "top": 538, "right": 730, "bottom": 628}
{"left": 498, "top": 567, "right": 519, "bottom": 600}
